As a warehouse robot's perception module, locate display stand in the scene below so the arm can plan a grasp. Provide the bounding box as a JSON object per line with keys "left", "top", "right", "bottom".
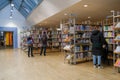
{"left": 61, "top": 14, "right": 93, "bottom": 64}
{"left": 61, "top": 15, "right": 76, "bottom": 64}
{"left": 20, "top": 30, "right": 30, "bottom": 52}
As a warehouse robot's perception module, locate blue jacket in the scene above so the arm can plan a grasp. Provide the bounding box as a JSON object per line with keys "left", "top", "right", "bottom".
{"left": 27, "top": 40, "right": 33, "bottom": 44}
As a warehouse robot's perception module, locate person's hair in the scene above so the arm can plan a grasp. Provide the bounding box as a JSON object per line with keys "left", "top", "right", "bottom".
{"left": 92, "top": 26, "right": 100, "bottom": 30}
{"left": 27, "top": 37, "right": 31, "bottom": 41}
{"left": 43, "top": 32, "right": 46, "bottom": 34}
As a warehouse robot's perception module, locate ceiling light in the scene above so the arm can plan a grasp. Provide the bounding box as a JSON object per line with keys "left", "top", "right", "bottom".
{"left": 11, "top": 3, "right": 14, "bottom": 7}
{"left": 9, "top": 3, "right": 14, "bottom": 19}
{"left": 9, "top": 16, "right": 13, "bottom": 19}
{"left": 84, "top": 5, "right": 88, "bottom": 7}
{"left": 11, "top": 9, "right": 13, "bottom": 12}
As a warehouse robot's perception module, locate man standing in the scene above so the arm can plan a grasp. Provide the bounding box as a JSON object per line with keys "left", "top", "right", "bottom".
{"left": 40, "top": 32, "right": 47, "bottom": 56}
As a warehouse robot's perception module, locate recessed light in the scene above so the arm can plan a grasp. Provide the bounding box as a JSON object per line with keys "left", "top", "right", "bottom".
{"left": 84, "top": 5, "right": 88, "bottom": 7}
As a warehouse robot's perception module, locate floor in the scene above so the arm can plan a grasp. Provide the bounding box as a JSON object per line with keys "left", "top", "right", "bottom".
{"left": 0, "top": 49, "right": 120, "bottom": 80}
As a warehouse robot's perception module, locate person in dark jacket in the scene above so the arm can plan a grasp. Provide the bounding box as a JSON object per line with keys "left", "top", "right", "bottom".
{"left": 40, "top": 32, "right": 48, "bottom": 56}
{"left": 90, "top": 27, "right": 106, "bottom": 69}
{"left": 27, "top": 36, "right": 34, "bottom": 57}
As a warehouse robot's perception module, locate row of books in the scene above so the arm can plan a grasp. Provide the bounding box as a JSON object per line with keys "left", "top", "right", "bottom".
{"left": 104, "top": 26, "right": 113, "bottom": 31}
{"left": 75, "top": 25, "right": 91, "bottom": 31}
{"left": 75, "top": 52, "right": 92, "bottom": 59}
{"left": 75, "top": 32, "right": 91, "bottom": 38}
{"left": 104, "top": 32, "right": 114, "bottom": 37}
{"left": 75, "top": 46, "right": 91, "bottom": 52}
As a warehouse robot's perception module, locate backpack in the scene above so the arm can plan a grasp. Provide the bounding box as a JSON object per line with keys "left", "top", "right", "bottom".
{"left": 42, "top": 35, "right": 47, "bottom": 41}
{"left": 41, "top": 34, "right": 47, "bottom": 45}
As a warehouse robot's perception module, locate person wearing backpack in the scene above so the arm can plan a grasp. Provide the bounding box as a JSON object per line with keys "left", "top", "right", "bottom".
{"left": 90, "top": 26, "right": 106, "bottom": 69}
{"left": 40, "top": 32, "right": 48, "bottom": 56}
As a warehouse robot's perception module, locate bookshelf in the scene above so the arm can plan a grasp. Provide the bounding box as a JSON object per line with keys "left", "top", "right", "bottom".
{"left": 114, "top": 22, "right": 120, "bottom": 72}
{"left": 51, "top": 29, "right": 61, "bottom": 51}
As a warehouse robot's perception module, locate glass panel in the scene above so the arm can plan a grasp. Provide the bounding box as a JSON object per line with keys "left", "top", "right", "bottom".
{"left": 0, "top": 1, "right": 9, "bottom": 10}
{"left": 23, "top": 2, "right": 32, "bottom": 11}
{"left": 11, "top": 0, "right": 43, "bottom": 18}
{"left": 20, "top": 9, "right": 28, "bottom": 17}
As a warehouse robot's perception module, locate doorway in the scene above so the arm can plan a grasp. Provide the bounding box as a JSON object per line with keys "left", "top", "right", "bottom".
{"left": 5, "top": 32, "right": 13, "bottom": 48}
{"left": 0, "top": 27, "right": 18, "bottom": 48}
{"left": 0, "top": 31, "right": 13, "bottom": 48}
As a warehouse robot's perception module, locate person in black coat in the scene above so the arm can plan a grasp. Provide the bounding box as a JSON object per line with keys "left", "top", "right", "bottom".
{"left": 90, "top": 27, "right": 106, "bottom": 68}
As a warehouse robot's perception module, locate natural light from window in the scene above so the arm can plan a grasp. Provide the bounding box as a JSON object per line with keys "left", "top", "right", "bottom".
{"left": 6, "top": 22, "right": 17, "bottom": 27}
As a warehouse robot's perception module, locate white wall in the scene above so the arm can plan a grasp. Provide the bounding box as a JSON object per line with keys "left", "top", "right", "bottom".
{"left": 0, "top": 5, "right": 31, "bottom": 48}
{"left": 27, "top": 0, "right": 81, "bottom": 25}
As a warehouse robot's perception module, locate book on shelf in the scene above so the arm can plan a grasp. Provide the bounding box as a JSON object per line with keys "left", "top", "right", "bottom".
{"left": 104, "top": 25, "right": 114, "bottom": 31}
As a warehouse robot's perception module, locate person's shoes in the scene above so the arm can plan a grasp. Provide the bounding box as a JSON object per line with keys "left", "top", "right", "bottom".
{"left": 98, "top": 65, "right": 103, "bottom": 69}
{"left": 44, "top": 54, "right": 46, "bottom": 56}
{"left": 31, "top": 55, "right": 34, "bottom": 57}
{"left": 40, "top": 54, "right": 42, "bottom": 56}
{"left": 94, "top": 65, "right": 97, "bottom": 68}
{"left": 28, "top": 55, "right": 30, "bottom": 57}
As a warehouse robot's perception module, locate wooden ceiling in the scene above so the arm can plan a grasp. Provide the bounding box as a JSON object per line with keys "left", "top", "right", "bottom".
{"left": 36, "top": 0, "right": 120, "bottom": 27}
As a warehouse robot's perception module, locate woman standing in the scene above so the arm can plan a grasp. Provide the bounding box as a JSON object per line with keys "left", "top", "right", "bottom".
{"left": 90, "top": 27, "right": 106, "bottom": 69}
{"left": 27, "top": 36, "right": 34, "bottom": 57}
